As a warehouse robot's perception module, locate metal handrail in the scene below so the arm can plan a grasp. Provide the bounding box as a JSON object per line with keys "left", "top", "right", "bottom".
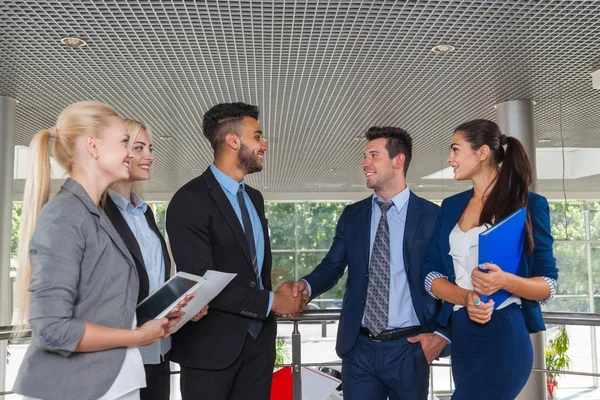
{"left": 2, "top": 310, "right": 600, "bottom": 340}
{"left": 3, "top": 310, "right": 600, "bottom": 399}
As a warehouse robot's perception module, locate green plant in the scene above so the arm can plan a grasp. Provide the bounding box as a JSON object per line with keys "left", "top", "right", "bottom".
{"left": 275, "top": 337, "right": 289, "bottom": 369}
{"left": 545, "top": 325, "right": 571, "bottom": 398}
{"left": 545, "top": 326, "right": 571, "bottom": 380}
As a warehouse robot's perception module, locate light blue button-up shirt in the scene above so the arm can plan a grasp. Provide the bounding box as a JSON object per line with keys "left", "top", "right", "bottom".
{"left": 209, "top": 164, "right": 274, "bottom": 315}
{"left": 362, "top": 188, "right": 420, "bottom": 329}
{"left": 108, "top": 189, "right": 170, "bottom": 364}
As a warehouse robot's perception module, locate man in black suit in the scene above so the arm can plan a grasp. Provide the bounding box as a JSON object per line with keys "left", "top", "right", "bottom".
{"left": 167, "top": 102, "right": 308, "bottom": 400}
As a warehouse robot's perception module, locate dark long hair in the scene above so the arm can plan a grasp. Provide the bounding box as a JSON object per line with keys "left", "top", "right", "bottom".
{"left": 455, "top": 119, "right": 534, "bottom": 255}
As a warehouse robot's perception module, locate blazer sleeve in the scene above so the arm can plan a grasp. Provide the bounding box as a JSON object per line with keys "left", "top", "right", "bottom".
{"left": 28, "top": 205, "right": 87, "bottom": 357}
{"left": 529, "top": 195, "right": 558, "bottom": 280}
{"left": 166, "top": 190, "right": 271, "bottom": 320}
{"left": 303, "top": 208, "right": 349, "bottom": 299}
{"left": 421, "top": 201, "right": 448, "bottom": 284}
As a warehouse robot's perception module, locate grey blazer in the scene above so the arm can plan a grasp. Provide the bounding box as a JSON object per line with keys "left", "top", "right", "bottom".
{"left": 13, "top": 179, "right": 140, "bottom": 400}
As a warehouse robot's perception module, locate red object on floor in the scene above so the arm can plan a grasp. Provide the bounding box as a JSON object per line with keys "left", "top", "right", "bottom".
{"left": 270, "top": 367, "right": 293, "bottom": 400}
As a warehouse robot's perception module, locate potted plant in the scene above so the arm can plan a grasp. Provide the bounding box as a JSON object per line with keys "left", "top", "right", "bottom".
{"left": 275, "top": 337, "right": 290, "bottom": 370}
{"left": 545, "top": 326, "right": 571, "bottom": 399}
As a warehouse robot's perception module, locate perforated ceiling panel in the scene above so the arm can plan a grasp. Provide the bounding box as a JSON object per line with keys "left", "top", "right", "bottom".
{"left": 1, "top": 1, "right": 600, "bottom": 198}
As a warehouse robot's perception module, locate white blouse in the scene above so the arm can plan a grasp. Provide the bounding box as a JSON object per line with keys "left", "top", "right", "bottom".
{"left": 447, "top": 224, "right": 521, "bottom": 311}
{"left": 423, "top": 223, "right": 557, "bottom": 309}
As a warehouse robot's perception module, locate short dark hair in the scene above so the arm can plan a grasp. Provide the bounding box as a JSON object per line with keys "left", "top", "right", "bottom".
{"left": 365, "top": 126, "right": 413, "bottom": 175}
{"left": 202, "top": 102, "right": 259, "bottom": 154}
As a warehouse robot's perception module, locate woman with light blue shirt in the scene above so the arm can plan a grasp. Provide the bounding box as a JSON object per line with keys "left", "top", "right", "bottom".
{"left": 104, "top": 119, "right": 208, "bottom": 400}
{"left": 421, "top": 119, "right": 558, "bottom": 400}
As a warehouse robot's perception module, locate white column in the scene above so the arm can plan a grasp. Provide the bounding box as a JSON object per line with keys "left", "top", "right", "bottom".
{"left": 0, "top": 96, "right": 17, "bottom": 393}
{"left": 496, "top": 99, "right": 546, "bottom": 400}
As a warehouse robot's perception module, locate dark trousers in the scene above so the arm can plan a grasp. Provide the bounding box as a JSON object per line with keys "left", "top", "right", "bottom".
{"left": 451, "top": 304, "right": 533, "bottom": 400}
{"left": 140, "top": 354, "right": 171, "bottom": 400}
{"left": 341, "top": 332, "right": 430, "bottom": 400}
{"left": 180, "top": 317, "right": 277, "bottom": 400}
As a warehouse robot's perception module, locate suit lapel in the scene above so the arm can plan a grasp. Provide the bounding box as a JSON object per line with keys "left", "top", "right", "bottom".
{"left": 105, "top": 196, "right": 146, "bottom": 269}
{"left": 247, "top": 186, "right": 271, "bottom": 282}
{"left": 403, "top": 192, "right": 421, "bottom": 272}
{"left": 359, "top": 196, "right": 373, "bottom": 266}
{"left": 204, "top": 170, "right": 254, "bottom": 267}
{"left": 61, "top": 179, "right": 136, "bottom": 273}
{"left": 446, "top": 189, "right": 473, "bottom": 233}
{"left": 144, "top": 208, "right": 171, "bottom": 281}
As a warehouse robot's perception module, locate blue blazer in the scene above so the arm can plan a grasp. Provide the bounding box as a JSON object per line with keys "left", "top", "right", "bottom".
{"left": 421, "top": 189, "right": 559, "bottom": 333}
{"left": 303, "top": 192, "right": 448, "bottom": 357}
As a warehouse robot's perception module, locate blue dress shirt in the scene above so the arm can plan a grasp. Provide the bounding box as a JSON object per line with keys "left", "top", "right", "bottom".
{"left": 209, "top": 164, "right": 273, "bottom": 314}
{"left": 108, "top": 189, "right": 170, "bottom": 364}
{"left": 362, "top": 188, "right": 421, "bottom": 329}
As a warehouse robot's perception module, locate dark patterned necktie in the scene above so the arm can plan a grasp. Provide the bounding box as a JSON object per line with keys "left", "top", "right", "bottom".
{"left": 364, "top": 199, "right": 392, "bottom": 336}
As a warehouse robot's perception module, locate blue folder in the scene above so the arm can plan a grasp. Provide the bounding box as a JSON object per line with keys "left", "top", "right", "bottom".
{"left": 478, "top": 207, "right": 527, "bottom": 307}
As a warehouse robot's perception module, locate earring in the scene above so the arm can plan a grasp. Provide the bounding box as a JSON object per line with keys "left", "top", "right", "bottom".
{"left": 94, "top": 153, "right": 99, "bottom": 160}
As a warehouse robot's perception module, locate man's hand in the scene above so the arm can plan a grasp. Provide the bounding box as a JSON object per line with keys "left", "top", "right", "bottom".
{"left": 407, "top": 333, "right": 448, "bottom": 364}
{"left": 272, "top": 281, "right": 309, "bottom": 317}
{"left": 291, "top": 280, "right": 310, "bottom": 299}
{"left": 471, "top": 263, "right": 507, "bottom": 296}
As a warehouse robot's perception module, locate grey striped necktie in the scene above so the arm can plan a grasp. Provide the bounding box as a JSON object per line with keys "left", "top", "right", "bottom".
{"left": 364, "top": 198, "right": 392, "bottom": 336}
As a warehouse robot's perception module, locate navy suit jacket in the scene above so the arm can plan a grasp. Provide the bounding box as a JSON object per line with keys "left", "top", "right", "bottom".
{"left": 421, "top": 189, "right": 559, "bottom": 333}
{"left": 303, "top": 191, "right": 448, "bottom": 357}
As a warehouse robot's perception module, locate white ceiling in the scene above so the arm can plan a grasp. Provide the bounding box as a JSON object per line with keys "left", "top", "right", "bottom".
{"left": 2, "top": 0, "right": 600, "bottom": 200}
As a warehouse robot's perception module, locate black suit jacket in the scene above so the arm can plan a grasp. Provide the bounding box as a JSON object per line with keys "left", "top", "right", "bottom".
{"left": 103, "top": 195, "right": 171, "bottom": 304}
{"left": 166, "top": 167, "right": 274, "bottom": 370}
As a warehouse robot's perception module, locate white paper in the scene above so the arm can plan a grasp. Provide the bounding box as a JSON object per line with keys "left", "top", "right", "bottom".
{"left": 301, "top": 367, "right": 342, "bottom": 400}
{"left": 172, "top": 270, "right": 236, "bottom": 333}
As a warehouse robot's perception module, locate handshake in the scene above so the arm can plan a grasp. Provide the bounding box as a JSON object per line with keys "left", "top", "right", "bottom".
{"left": 271, "top": 280, "right": 310, "bottom": 317}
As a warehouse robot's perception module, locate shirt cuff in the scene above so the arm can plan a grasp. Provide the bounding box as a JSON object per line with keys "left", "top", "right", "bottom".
{"left": 267, "top": 292, "right": 274, "bottom": 316}
{"left": 303, "top": 279, "right": 313, "bottom": 298}
{"left": 433, "top": 330, "right": 451, "bottom": 344}
{"left": 424, "top": 271, "right": 447, "bottom": 300}
{"left": 539, "top": 277, "right": 557, "bottom": 305}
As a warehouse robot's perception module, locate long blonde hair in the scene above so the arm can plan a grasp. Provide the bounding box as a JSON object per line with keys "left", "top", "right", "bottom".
{"left": 15, "top": 101, "right": 119, "bottom": 324}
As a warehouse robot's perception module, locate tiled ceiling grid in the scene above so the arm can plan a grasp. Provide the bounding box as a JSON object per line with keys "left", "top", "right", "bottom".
{"left": 1, "top": 0, "right": 600, "bottom": 196}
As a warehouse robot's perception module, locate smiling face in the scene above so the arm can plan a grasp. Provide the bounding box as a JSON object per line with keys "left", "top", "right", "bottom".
{"left": 95, "top": 116, "right": 132, "bottom": 183}
{"left": 447, "top": 130, "right": 485, "bottom": 181}
{"left": 236, "top": 116, "right": 268, "bottom": 174}
{"left": 128, "top": 128, "right": 154, "bottom": 182}
{"left": 362, "top": 137, "right": 400, "bottom": 191}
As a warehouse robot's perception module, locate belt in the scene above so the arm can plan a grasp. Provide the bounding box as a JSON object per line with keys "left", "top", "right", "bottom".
{"left": 359, "top": 325, "right": 421, "bottom": 342}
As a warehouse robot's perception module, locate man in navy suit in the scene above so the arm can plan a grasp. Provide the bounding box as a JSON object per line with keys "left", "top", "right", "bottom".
{"left": 292, "top": 127, "right": 449, "bottom": 400}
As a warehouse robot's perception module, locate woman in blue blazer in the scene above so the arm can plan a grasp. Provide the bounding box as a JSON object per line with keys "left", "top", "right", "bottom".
{"left": 421, "top": 119, "right": 558, "bottom": 400}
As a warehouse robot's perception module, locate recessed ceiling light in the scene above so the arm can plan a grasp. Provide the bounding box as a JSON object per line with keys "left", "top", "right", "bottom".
{"left": 431, "top": 44, "right": 455, "bottom": 54}
{"left": 60, "top": 37, "right": 86, "bottom": 48}
{"left": 538, "top": 138, "right": 552, "bottom": 143}
{"left": 158, "top": 135, "right": 173, "bottom": 140}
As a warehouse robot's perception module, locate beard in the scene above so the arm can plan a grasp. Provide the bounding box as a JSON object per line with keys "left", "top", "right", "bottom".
{"left": 237, "top": 142, "right": 263, "bottom": 174}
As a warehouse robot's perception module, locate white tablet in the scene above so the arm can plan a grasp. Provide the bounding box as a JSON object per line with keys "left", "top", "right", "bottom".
{"left": 136, "top": 271, "right": 205, "bottom": 326}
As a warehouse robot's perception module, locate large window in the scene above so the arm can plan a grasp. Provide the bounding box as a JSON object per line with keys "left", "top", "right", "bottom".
{"left": 266, "top": 202, "right": 350, "bottom": 306}
{"left": 547, "top": 201, "right": 600, "bottom": 313}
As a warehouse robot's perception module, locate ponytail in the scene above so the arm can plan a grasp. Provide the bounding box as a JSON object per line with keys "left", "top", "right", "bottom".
{"left": 15, "top": 101, "right": 119, "bottom": 325}
{"left": 480, "top": 136, "right": 534, "bottom": 255}
{"left": 15, "top": 129, "right": 52, "bottom": 325}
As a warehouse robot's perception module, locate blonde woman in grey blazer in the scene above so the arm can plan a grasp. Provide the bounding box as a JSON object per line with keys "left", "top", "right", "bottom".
{"left": 13, "top": 102, "right": 181, "bottom": 400}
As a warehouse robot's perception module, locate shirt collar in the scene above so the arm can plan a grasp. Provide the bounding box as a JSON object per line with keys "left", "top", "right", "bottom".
{"left": 210, "top": 163, "right": 245, "bottom": 196}
{"left": 372, "top": 186, "right": 411, "bottom": 215}
{"left": 108, "top": 189, "right": 148, "bottom": 213}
